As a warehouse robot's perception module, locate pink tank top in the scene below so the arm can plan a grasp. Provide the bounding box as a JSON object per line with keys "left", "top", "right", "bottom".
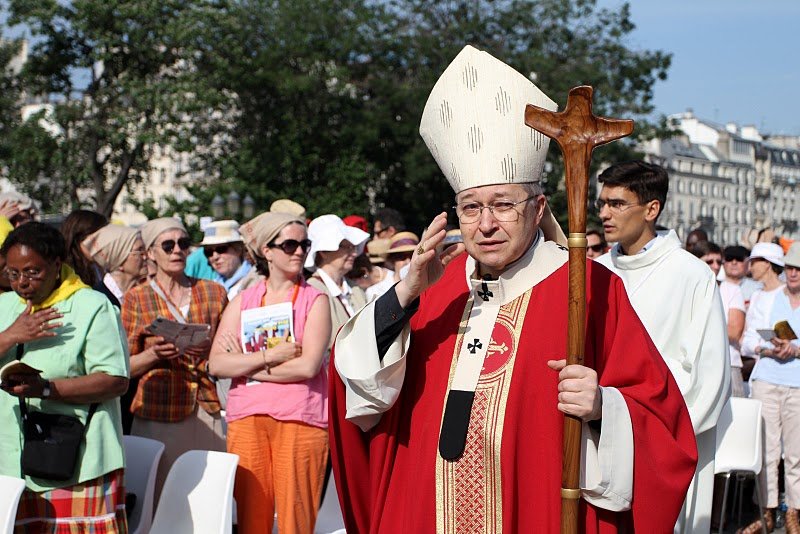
{"left": 225, "top": 280, "right": 328, "bottom": 428}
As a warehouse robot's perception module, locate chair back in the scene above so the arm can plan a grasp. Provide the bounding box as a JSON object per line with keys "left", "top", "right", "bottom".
{"left": 714, "top": 397, "right": 763, "bottom": 475}
{"left": 149, "top": 450, "right": 239, "bottom": 534}
{"left": 315, "top": 475, "right": 346, "bottom": 533}
{"left": 123, "top": 435, "right": 165, "bottom": 534}
{"left": 0, "top": 475, "right": 25, "bottom": 534}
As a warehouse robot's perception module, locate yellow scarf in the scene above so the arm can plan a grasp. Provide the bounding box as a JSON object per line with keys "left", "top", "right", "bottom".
{"left": 21, "top": 264, "right": 90, "bottom": 312}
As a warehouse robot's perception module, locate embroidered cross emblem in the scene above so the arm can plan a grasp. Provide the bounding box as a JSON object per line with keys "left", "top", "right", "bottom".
{"left": 468, "top": 339, "right": 483, "bottom": 354}
{"left": 477, "top": 285, "right": 493, "bottom": 301}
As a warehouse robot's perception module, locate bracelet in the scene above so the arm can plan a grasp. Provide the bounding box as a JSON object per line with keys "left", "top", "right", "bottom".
{"left": 261, "top": 349, "right": 271, "bottom": 374}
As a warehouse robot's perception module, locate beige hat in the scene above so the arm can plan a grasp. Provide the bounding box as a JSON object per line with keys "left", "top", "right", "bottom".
{"left": 240, "top": 211, "right": 305, "bottom": 259}
{"left": 82, "top": 225, "right": 140, "bottom": 272}
{"left": 270, "top": 199, "right": 306, "bottom": 219}
{"left": 784, "top": 243, "right": 800, "bottom": 268}
{"left": 387, "top": 231, "right": 420, "bottom": 255}
{"left": 419, "top": 45, "right": 557, "bottom": 193}
{"left": 200, "top": 220, "right": 243, "bottom": 246}
{"left": 140, "top": 217, "right": 187, "bottom": 249}
{"left": 367, "top": 238, "right": 391, "bottom": 264}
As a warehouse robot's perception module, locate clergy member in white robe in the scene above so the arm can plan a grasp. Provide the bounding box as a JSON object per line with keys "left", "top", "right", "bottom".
{"left": 595, "top": 161, "right": 730, "bottom": 534}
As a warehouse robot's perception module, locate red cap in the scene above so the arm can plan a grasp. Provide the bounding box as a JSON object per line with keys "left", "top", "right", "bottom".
{"left": 343, "top": 215, "right": 368, "bottom": 233}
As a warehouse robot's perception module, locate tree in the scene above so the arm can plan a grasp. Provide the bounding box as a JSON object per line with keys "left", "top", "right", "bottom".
{"left": 0, "top": 0, "right": 234, "bottom": 216}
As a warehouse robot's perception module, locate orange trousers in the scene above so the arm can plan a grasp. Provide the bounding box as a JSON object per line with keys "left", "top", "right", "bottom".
{"left": 227, "top": 414, "right": 328, "bottom": 534}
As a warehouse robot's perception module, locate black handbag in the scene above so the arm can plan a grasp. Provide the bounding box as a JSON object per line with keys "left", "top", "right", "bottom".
{"left": 15, "top": 344, "right": 98, "bottom": 481}
{"left": 19, "top": 401, "right": 98, "bottom": 481}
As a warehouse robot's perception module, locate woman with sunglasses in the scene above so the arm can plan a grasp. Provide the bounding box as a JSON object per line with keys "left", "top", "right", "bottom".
{"left": 200, "top": 220, "right": 254, "bottom": 300}
{"left": 0, "top": 222, "right": 129, "bottom": 532}
{"left": 121, "top": 217, "right": 228, "bottom": 499}
{"left": 209, "top": 211, "right": 331, "bottom": 534}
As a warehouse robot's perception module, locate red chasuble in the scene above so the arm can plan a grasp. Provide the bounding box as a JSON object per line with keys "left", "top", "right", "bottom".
{"left": 329, "top": 254, "right": 697, "bottom": 533}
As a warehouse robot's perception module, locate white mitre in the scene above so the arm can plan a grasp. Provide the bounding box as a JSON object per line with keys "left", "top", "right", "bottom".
{"left": 420, "top": 45, "right": 557, "bottom": 193}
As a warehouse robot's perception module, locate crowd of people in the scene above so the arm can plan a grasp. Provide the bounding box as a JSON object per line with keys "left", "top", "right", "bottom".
{"left": 0, "top": 43, "right": 797, "bottom": 534}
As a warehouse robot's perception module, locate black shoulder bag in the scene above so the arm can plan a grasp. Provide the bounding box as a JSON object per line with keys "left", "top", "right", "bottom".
{"left": 16, "top": 344, "right": 98, "bottom": 481}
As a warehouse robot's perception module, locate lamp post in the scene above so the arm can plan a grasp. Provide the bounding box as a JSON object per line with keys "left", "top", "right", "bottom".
{"left": 211, "top": 190, "right": 256, "bottom": 221}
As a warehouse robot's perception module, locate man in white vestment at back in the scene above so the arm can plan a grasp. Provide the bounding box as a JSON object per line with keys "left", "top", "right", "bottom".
{"left": 595, "top": 160, "right": 730, "bottom": 534}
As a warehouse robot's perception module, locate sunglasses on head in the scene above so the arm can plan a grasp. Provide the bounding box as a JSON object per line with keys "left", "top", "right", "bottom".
{"left": 268, "top": 239, "right": 312, "bottom": 255}
{"left": 203, "top": 244, "right": 231, "bottom": 258}
{"left": 158, "top": 237, "right": 192, "bottom": 254}
{"left": 588, "top": 244, "right": 606, "bottom": 253}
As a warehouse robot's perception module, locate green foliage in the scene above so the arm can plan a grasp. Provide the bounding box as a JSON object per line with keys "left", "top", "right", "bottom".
{"left": 0, "top": 0, "right": 672, "bottom": 232}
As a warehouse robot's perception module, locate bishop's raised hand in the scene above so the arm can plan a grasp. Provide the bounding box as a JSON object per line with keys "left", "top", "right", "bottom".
{"left": 395, "top": 212, "right": 465, "bottom": 308}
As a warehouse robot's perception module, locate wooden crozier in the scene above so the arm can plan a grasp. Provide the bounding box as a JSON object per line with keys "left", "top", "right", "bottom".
{"left": 524, "top": 86, "right": 634, "bottom": 534}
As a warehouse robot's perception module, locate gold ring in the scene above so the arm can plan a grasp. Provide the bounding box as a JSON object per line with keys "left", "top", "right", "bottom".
{"left": 417, "top": 244, "right": 425, "bottom": 255}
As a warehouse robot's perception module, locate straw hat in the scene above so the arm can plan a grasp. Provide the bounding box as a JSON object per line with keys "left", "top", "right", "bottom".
{"left": 387, "top": 232, "right": 420, "bottom": 255}
{"left": 200, "top": 220, "right": 243, "bottom": 246}
{"left": 367, "top": 238, "right": 391, "bottom": 264}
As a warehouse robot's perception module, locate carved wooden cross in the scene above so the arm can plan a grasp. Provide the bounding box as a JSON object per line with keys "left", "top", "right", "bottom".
{"left": 524, "top": 86, "right": 634, "bottom": 534}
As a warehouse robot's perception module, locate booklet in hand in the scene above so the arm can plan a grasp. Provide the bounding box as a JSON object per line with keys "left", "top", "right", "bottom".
{"left": 146, "top": 317, "right": 211, "bottom": 352}
{"left": 0, "top": 360, "right": 42, "bottom": 386}
{"left": 240, "top": 302, "right": 295, "bottom": 353}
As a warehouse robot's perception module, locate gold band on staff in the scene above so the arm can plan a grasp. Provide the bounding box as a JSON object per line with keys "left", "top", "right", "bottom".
{"left": 567, "top": 233, "right": 588, "bottom": 248}
{"left": 561, "top": 487, "right": 581, "bottom": 499}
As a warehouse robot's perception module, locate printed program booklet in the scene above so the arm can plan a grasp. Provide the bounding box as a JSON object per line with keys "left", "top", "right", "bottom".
{"left": 240, "top": 301, "right": 295, "bottom": 353}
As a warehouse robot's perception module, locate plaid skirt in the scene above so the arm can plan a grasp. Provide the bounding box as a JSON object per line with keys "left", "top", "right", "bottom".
{"left": 14, "top": 469, "right": 128, "bottom": 534}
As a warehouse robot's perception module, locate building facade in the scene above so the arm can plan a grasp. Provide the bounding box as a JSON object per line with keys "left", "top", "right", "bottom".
{"left": 640, "top": 111, "right": 800, "bottom": 246}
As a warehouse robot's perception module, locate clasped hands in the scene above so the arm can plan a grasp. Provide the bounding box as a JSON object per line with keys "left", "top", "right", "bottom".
{"left": 216, "top": 331, "right": 301, "bottom": 368}
{"left": 760, "top": 338, "right": 800, "bottom": 360}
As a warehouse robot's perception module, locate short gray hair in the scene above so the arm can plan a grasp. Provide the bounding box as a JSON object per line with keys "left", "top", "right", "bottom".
{"left": 521, "top": 182, "right": 545, "bottom": 197}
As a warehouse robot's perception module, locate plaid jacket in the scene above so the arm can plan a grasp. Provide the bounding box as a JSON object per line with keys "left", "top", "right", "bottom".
{"left": 121, "top": 278, "right": 228, "bottom": 422}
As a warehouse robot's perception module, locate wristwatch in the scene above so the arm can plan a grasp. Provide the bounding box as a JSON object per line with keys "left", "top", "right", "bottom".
{"left": 41, "top": 380, "right": 51, "bottom": 399}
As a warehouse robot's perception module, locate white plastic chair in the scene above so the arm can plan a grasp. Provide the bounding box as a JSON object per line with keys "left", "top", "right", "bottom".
{"left": 315, "top": 474, "right": 346, "bottom": 533}
{"left": 714, "top": 397, "right": 766, "bottom": 534}
{"left": 149, "top": 450, "right": 239, "bottom": 534}
{"left": 123, "top": 435, "right": 165, "bottom": 534}
{"left": 0, "top": 475, "right": 25, "bottom": 534}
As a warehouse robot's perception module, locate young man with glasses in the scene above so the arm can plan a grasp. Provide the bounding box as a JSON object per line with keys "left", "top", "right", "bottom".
{"left": 723, "top": 245, "right": 763, "bottom": 309}
{"left": 595, "top": 160, "right": 730, "bottom": 533}
{"left": 328, "top": 46, "right": 696, "bottom": 533}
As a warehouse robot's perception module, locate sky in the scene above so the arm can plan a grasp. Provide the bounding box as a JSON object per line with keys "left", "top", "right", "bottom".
{"left": 599, "top": 0, "right": 800, "bottom": 135}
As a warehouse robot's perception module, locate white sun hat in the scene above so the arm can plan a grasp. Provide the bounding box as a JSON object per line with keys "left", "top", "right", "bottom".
{"left": 305, "top": 214, "right": 370, "bottom": 270}
{"left": 200, "top": 220, "right": 243, "bottom": 246}
{"left": 749, "top": 242, "right": 785, "bottom": 267}
{"left": 419, "top": 45, "right": 557, "bottom": 193}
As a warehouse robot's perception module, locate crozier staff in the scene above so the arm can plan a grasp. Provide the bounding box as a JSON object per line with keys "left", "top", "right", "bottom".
{"left": 328, "top": 45, "right": 697, "bottom": 533}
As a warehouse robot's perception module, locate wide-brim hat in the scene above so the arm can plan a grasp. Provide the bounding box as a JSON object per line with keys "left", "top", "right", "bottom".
{"left": 200, "top": 219, "right": 243, "bottom": 246}
{"left": 749, "top": 242, "right": 785, "bottom": 267}
{"left": 305, "top": 214, "right": 369, "bottom": 270}
{"left": 784, "top": 243, "right": 800, "bottom": 268}
{"left": 419, "top": 45, "right": 557, "bottom": 193}
{"left": 387, "top": 231, "right": 420, "bottom": 255}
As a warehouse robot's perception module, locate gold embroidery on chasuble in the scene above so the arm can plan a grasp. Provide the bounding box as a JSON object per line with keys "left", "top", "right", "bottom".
{"left": 436, "top": 290, "right": 531, "bottom": 533}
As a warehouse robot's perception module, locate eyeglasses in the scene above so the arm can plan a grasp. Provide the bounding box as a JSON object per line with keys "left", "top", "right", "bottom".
{"left": 374, "top": 226, "right": 389, "bottom": 237}
{"left": 157, "top": 237, "right": 192, "bottom": 254}
{"left": 705, "top": 258, "right": 723, "bottom": 266}
{"left": 593, "top": 198, "right": 643, "bottom": 214}
{"left": 268, "top": 239, "right": 312, "bottom": 255}
{"left": 588, "top": 243, "right": 606, "bottom": 253}
{"left": 130, "top": 247, "right": 147, "bottom": 257}
{"left": 203, "top": 244, "right": 231, "bottom": 258}
{"left": 4, "top": 268, "right": 46, "bottom": 283}
{"left": 453, "top": 196, "right": 534, "bottom": 224}
{"left": 724, "top": 256, "right": 745, "bottom": 263}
